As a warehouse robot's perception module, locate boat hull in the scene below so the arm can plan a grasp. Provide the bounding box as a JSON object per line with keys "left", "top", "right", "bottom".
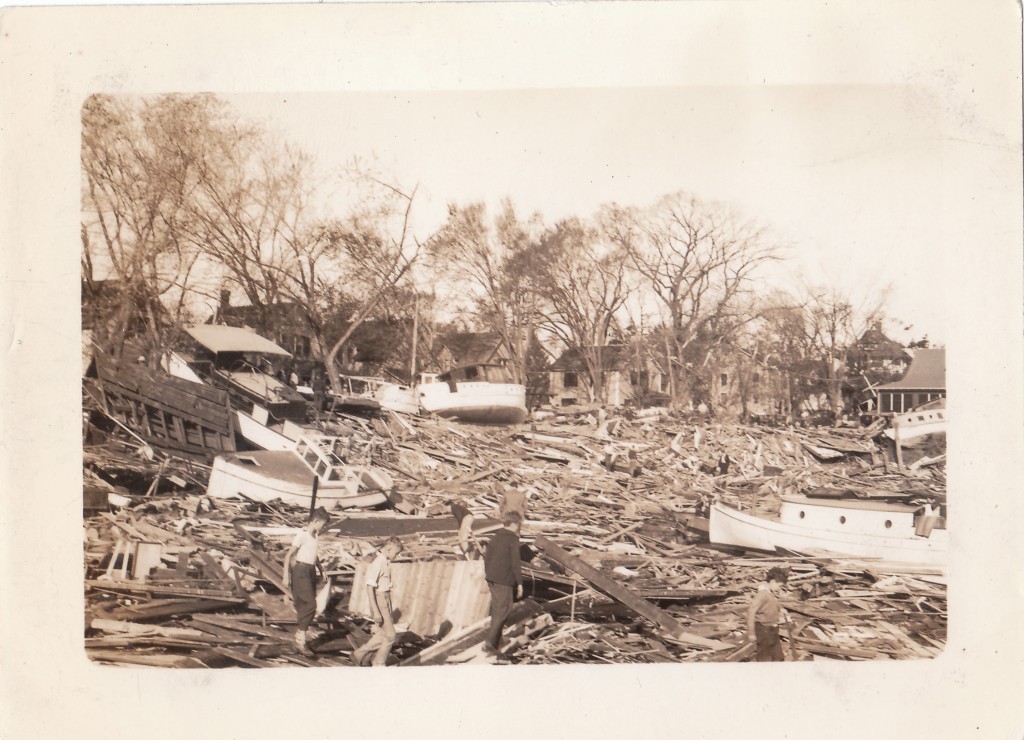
{"left": 418, "top": 381, "right": 527, "bottom": 424}
{"left": 207, "top": 452, "right": 387, "bottom": 510}
{"left": 374, "top": 383, "right": 420, "bottom": 416}
{"left": 709, "top": 501, "right": 947, "bottom": 566}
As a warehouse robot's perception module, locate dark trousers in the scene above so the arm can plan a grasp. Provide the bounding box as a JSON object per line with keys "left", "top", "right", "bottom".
{"left": 484, "top": 581, "right": 514, "bottom": 650}
{"left": 291, "top": 563, "right": 317, "bottom": 631}
{"left": 755, "top": 622, "right": 785, "bottom": 662}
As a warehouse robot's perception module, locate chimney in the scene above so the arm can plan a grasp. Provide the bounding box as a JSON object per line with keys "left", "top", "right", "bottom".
{"left": 217, "top": 289, "right": 231, "bottom": 324}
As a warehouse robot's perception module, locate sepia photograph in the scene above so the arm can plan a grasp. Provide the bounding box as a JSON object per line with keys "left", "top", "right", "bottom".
{"left": 2, "top": 1, "right": 1023, "bottom": 738}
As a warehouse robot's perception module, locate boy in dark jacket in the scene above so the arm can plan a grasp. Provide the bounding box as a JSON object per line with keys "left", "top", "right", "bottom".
{"left": 483, "top": 511, "right": 524, "bottom": 655}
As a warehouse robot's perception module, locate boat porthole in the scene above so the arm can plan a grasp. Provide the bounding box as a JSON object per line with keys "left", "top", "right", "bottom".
{"left": 885, "top": 520, "right": 893, "bottom": 528}
{"left": 839, "top": 516, "right": 846, "bottom": 524}
{"left": 799, "top": 511, "right": 805, "bottom": 519}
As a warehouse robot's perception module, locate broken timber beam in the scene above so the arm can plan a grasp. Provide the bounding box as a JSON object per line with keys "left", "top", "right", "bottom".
{"left": 400, "top": 599, "right": 542, "bottom": 667}
{"left": 241, "top": 547, "right": 288, "bottom": 594}
{"left": 532, "top": 535, "right": 730, "bottom": 649}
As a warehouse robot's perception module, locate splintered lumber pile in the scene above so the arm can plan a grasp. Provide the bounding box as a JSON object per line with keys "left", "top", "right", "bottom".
{"left": 83, "top": 405, "right": 946, "bottom": 666}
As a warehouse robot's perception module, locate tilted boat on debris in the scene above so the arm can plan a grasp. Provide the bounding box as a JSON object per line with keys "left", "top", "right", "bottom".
{"left": 417, "top": 364, "right": 528, "bottom": 424}
{"left": 206, "top": 434, "right": 392, "bottom": 510}
{"left": 883, "top": 398, "right": 946, "bottom": 445}
{"left": 166, "top": 325, "right": 319, "bottom": 450}
{"left": 709, "top": 493, "right": 947, "bottom": 567}
{"left": 179, "top": 325, "right": 309, "bottom": 424}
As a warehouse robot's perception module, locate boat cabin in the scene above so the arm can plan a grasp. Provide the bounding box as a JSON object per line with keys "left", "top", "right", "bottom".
{"left": 294, "top": 435, "right": 355, "bottom": 483}
{"left": 436, "top": 364, "right": 515, "bottom": 385}
{"left": 780, "top": 495, "right": 943, "bottom": 538}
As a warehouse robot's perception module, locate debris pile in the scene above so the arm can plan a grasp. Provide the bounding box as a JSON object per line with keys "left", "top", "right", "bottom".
{"left": 83, "top": 406, "right": 947, "bottom": 667}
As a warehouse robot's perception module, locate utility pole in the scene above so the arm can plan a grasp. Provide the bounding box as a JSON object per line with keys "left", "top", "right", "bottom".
{"left": 409, "top": 293, "right": 419, "bottom": 384}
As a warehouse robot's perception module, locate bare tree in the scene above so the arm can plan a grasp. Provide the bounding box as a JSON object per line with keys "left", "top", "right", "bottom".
{"left": 426, "top": 200, "right": 544, "bottom": 384}
{"left": 802, "top": 284, "right": 889, "bottom": 423}
{"left": 311, "top": 176, "right": 422, "bottom": 393}
{"left": 187, "top": 130, "right": 310, "bottom": 332}
{"left": 533, "top": 217, "right": 633, "bottom": 403}
{"left": 81, "top": 94, "right": 217, "bottom": 362}
{"left": 605, "top": 192, "right": 780, "bottom": 410}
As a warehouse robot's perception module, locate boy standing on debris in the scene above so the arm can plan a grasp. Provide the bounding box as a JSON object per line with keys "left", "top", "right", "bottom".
{"left": 352, "top": 536, "right": 403, "bottom": 666}
{"left": 483, "top": 511, "right": 524, "bottom": 656}
{"left": 282, "top": 507, "right": 331, "bottom": 655}
{"left": 497, "top": 483, "right": 527, "bottom": 520}
{"left": 746, "top": 566, "right": 791, "bottom": 661}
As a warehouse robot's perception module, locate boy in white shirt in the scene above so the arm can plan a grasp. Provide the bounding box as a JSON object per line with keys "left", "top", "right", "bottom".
{"left": 282, "top": 507, "right": 330, "bottom": 655}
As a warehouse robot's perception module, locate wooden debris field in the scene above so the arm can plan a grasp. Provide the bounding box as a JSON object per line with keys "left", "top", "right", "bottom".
{"left": 83, "top": 403, "right": 946, "bottom": 667}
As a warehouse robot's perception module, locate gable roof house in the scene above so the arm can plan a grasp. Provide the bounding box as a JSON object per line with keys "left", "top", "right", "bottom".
{"left": 425, "top": 331, "right": 511, "bottom": 374}
{"left": 875, "top": 348, "right": 946, "bottom": 414}
{"left": 844, "top": 322, "right": 914, "bottom": 410}
{"left": 548, "top": 345, "right": 668, "bottom": 408}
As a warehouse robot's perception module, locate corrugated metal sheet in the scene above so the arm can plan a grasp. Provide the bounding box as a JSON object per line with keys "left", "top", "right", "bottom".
{"left": 349, "top": 560, "right": 490, "bottom": 637}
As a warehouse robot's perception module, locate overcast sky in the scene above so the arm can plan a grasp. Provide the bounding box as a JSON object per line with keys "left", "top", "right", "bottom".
{"left": 227, "top": 80, "right": 964, "bottom": 344}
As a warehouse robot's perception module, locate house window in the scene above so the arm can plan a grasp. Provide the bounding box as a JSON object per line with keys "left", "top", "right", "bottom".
{"left": 752, "top": 372, "right": 760, "bottom": 384}
{"left": 720, "top": 373, "right": 728, "bottom": 385}
{"left": 564, "top": 372, "right": 578, "bottom": 388}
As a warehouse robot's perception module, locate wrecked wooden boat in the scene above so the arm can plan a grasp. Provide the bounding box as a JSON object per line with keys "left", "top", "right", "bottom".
{"left": 300, "top": 374, "right": 382, "bottom": 417}
{"left": 207, "top": 435, "right": 391, "bottom": 510}
{"left": 709, "top": 494, "right": 947, "bottom": 567}
{"left": 89, "top": 350, "right": 237, "bottom": 459}
{"left": 417, "top": 364, "right": 527, "bottom": 424}
{"left": 179, "top": 325, "right": 309, "bottom": 426}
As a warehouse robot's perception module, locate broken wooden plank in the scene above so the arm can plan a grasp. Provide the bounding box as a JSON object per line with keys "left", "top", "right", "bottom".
{"left": 400, "top": 599, "right": 543, "bottom": 667}
{"left": 532, "top": 535, "right": 729, "bottom": 649}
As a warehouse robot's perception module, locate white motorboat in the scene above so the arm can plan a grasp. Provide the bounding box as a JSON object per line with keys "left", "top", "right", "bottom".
{"left": 709, "top": 494, "right": 947, "bottom": 567}
{"left": 883, "top": 398, "right": 947, "bottom": 444}
{"left": 207, "top": 435, "right": 391, "bottom": 510}
{"left": 417, "top": 364, "right": 527, "bottom": 424}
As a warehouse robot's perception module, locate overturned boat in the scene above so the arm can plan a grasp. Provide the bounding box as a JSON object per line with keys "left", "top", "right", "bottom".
{"left": 709, "top": 494, "right": 947, "bottom": 567}
{"left": 207, "top": 434, "right": 392, "bottom": 510}
{"left": 417, "top": 364, "right": 527, "bottom": 425}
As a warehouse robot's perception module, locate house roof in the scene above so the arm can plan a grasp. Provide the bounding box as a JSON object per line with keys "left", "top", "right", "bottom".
{"left": 549, "top": 345, "right": 637, "bottom": 372}
{"left": 185, "top": 325, "right": 292, "bottom": 356}
{"left": 438, "top": 332, "right": 504, "bottom": 365}
{"left": 851, "top": 326, "right": 910, "bottom": 362}
{"left": 877, "top": 348, "right": 945, "bottom": 391}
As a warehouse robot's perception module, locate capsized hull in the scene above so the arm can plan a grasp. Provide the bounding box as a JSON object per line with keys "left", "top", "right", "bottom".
{"left": 709, "top": 501, "right": 947, "bottom": 566}
{"left": 207, "top": 451, "right": 387, "bottom": 510}
{"left": 418, "top": 381, "right": 527, "bottom": 424}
